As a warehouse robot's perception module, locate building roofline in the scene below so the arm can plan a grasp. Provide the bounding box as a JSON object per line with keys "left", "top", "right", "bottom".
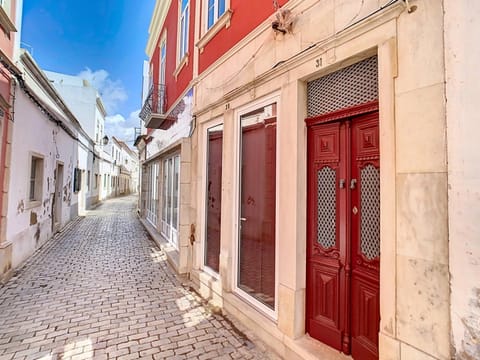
{"left": 146, "top": 0, "right": 172, "bottom": 58}
{"left": 19, "top": 50, "right": 94, "bottom": 146}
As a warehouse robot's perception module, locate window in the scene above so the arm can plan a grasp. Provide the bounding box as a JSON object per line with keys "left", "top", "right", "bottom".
{"left": 205, "top": 124, "right": 223, "bottom": 273}
{"left": 179, "top": 0, "right": 189, "bottom": 61}
{"left": 161, "top": 154, "right": 180, "bottom": 248}
{"left": 29, "top": 156, "right": 44, "bottom": 202}
{"left": 148, "top": 63, "right": 153, "bottom": 91}
{"left": 73, "top": 168, "right": 82, "bottom": 193}
{"left": 160, "top": 38, "right": 167, "bottom": 85}
{"left": 197, "top": 0, "right": 230, "bottom": 52}
{"left": 207, "top": 0, "right": 226, "bottom": 29}
{"left": 95, "top": 174, "right": 98, "bottom": 189}
{"left": 0, "top": 0, "right": 15, "bottom": 35}
{"left": 87, "top": 170, "right": 91, "bottom": 190}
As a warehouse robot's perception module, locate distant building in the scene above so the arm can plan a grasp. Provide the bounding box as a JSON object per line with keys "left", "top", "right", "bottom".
{"left": 136, "top": 0, "right": 194, "bottom": 275}
{"left": 45, "top": 71, "right": 131, "bottom": 205}
{"left": 108, "top": 136, "right": 139, "bottom": 197}
{"left": 45, "top": 71, "right": 107, "bottom": 146}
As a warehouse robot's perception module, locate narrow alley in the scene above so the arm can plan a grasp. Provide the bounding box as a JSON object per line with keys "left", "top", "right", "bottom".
{"left": 0, "top": 196, "right": 277, "bottom": 360}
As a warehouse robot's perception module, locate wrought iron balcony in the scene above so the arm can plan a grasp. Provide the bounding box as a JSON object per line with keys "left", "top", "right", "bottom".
{"left": 139, "top": 83, "right": 168, "bottom": 129}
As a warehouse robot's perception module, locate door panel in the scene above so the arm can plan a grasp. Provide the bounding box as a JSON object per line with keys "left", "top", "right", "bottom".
{"left": 307, "top": 112, "right": 379, "bottom": 359}
{"left": 350, "top": 114, "right": 380, "bottom": 360}
{"left": 306, "top": 122, "right": 349, "bottom": 352}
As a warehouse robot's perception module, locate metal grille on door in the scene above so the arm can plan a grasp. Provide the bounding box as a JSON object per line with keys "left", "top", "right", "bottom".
{"left": 307, "top": 56, "right": 378, "bottom": 117}
{"left": 317, "top": 167, "right": 336, "bottom": 249}
{"left": 360, "top": 164, "right": 380, "bottom": 260}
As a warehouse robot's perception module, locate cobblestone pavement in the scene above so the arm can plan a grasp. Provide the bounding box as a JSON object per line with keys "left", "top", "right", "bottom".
{"left": 0, "top": 196, "right": 279, "bottom": 360}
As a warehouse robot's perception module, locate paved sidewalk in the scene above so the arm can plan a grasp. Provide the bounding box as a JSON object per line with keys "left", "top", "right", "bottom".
{"left": 0, "top": 196, "right": 278, "bottom": 360}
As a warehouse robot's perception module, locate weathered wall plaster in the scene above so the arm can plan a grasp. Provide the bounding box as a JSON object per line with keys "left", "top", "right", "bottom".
{"left": 445, "top": 1, "right": 480, "bottom": 359}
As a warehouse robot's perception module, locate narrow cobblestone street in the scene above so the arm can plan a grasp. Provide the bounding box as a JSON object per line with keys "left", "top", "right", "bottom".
{"left": 0, "top": 196, "right": 278, "bottom": 360}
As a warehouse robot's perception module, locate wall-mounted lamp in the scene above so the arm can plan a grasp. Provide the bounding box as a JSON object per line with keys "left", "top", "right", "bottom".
{"left": 102, "top": 135, "right": 109, "bottom": 145}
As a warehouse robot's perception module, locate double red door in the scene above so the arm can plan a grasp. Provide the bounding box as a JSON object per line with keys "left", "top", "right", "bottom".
{"left": 306, "top": 112, "right": 380, "bottom": 360}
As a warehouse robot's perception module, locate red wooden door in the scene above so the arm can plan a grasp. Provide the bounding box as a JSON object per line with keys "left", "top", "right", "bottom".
{"left": 306, "top": 112, "right": 380, "bottom": 359}
{"left": 350, "top": 113, "right": 380, "bottom": 360}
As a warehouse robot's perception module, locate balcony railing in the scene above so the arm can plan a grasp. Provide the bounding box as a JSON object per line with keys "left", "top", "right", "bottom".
{"left": 140, "top": 83, "right": 166, "bottom": 123}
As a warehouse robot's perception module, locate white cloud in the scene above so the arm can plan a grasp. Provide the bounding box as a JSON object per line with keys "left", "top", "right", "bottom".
{"left": 105, "top": 110, "right": 141, "bottom": 145}
{"left": 77, "top": 68, "right": 127, "bottom": 114}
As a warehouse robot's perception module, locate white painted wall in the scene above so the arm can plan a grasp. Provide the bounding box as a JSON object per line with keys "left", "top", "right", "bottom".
{"left": 145, "top": 90, "right": 193, "bottom": 160}
{"left": 7, "top": 85, "right": 79, "bottom": 269}
{"left": 76, "top": 132, "right": 90, "bottom": 216}
{"left": 445, "top": 1, "right": 480, "bottom": 359}
{"left": 45, "top": 71, "right": 104, "bottom": 144}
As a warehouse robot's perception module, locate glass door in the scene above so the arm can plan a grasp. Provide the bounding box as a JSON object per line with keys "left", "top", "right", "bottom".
{"left": 205, "top": 124, "right": 223, "bottom": 273}
{"left": 238, "top": 103, "right": 277, "bottom": 310}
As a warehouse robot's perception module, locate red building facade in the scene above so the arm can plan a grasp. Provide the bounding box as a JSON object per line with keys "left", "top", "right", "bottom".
{"left": 197, "top": 0, "right": 288, "bottom": 72}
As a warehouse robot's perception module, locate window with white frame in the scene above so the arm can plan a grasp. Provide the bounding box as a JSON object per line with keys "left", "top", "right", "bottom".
{"left": 29, "top": 155, "right": 44, "bottom": 202}
{"left": 161, "top": 154, "right": 180, "bottom": 248}
{"left": 207, "top": 0, "right": 226, "bottom": 29}
{"left": 160, "top": 37, "right": 167, "bottom": 85}
{"left": 179, "top": 0, "right": 189, "bottom": 61}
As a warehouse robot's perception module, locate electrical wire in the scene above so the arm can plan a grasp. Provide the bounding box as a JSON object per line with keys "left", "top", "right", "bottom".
{"left": 273, "top": 0, "right": 401, "bottom": 69}
{"left": 205, "top": 0, "right": 402, "bottom": 91}
{"left": 205, "top": 39, "right": 267, "bottom": 91}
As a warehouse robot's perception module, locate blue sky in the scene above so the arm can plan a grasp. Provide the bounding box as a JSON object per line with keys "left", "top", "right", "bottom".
{"left": 21, "top": 0, "right": 156, "bottom": 145}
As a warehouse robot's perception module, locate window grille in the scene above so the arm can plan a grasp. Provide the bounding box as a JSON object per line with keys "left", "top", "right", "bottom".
{"left": 360, "top": 164, "right": 380, "bottom": 260}
{"left": 307, "top": 56, "right": 378, "bottom": 117}
{"left": 317, "top": 167, "right": 336, "bottom": 249}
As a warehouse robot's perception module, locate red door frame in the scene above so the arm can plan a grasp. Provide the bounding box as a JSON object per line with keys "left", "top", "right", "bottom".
{"left": 305, "top": 100, "right": 379, "bottom": 358}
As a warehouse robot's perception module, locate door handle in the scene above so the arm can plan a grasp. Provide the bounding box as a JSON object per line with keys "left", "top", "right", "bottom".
{"left": 350, "top": 179, "right": 357, "bottom": 189}
{"left": 339, "top": 179, "right": 345, "bottom": 189}
{"left": 240, "top": 217, "right": 247, "bottom": 222}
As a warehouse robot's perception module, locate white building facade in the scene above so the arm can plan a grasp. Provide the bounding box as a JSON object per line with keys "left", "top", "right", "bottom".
{"left": 5, "top": 50, "right": 95, "bottom": 272}
{"left": 45, "top": 71, "right": 109, "bottom": 209}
